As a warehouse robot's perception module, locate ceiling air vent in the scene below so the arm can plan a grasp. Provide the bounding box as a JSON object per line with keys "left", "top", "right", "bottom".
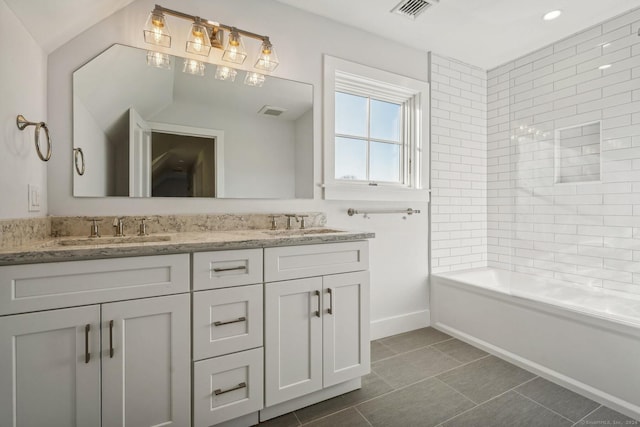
{"left": 391, "top": 0, "right": 438, "bottom": 19}
{"left": 258, "top": 105, "right": 287, "bottom": 117}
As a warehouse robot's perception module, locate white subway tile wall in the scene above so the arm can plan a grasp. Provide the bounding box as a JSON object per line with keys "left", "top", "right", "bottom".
{"left": 431, "top": 54, "right": 488, "bottom": 273}
{"left": 487, "top": 8, "right": 640, "bottom": 294}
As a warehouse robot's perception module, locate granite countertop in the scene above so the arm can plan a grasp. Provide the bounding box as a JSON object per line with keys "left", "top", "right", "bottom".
{"left": 0, "top": 228, "right": 375, "bottom": 266}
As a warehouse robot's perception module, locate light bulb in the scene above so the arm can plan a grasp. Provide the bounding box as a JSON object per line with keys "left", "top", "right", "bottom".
{"left": 182, "top": 58, "right": 206, "bottom": 76}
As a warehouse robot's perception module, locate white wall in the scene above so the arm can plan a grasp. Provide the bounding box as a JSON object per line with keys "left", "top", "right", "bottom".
{"left": 46, "top": 0, "right": 431, "bottom": 337}
{"left": 487, "top": 8, "right": 640, "bottom": 295}
{"left": 430, "top": 54, "right": 488, "bottom": 273}
{"left": 0, "top": 0, "right": 47, "bottom": 219}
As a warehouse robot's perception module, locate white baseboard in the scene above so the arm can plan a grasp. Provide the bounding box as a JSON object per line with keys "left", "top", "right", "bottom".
{"left": 370, "top": 309, "right": 430, "bottom": 340}
{"left": 434, "top": 322, "right": 640, "bottom": 422}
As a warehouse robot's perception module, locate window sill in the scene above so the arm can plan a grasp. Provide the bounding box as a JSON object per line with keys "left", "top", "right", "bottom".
{"left": 322, "top": 184, "right": 430, "bottom": 202}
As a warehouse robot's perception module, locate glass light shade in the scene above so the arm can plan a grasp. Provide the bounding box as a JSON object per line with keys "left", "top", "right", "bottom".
{"left": 215, "top": 65, "right": 237, "bottom": 82}
{"left": 244, "top": 72, "right": 265, "bottom": 87}
{"left": 222, "top": 30, "right": 247, "bottom": 64}
{"left": 143, "top": 11, "right": 171, "bottom": 47}
{"left": 254, "top": 40, "right": 279, "bottom": 72}
{"left": 185, "top": 21, "right": 212, "bottom": 56}
{"left": 146, "top": 51, "right": 172, "bottom": 69}
{"left": 183, "top": 59, "right": 206, "bottom": 76}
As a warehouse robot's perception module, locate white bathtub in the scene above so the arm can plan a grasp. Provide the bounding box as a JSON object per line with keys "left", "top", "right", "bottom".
{"left": 431, "top": 267, "right": 640, "bottom": 420}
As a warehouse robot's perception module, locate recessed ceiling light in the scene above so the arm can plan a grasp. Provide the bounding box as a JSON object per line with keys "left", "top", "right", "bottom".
{"left": 599, "top": 64, "right": 612, "bottom": 70}
{"left": 543, "top": 10, "right": 562, "bottom": 21}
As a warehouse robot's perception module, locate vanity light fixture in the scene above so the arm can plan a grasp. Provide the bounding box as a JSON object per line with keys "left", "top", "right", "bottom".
{"left": 146, "top": 51, "right": 172, "bottom": 69}
{"left": 255, "top": 39, "right": 279, "bottom": 72}
{"left": 183, "top": 58, "right": 206, "bottom": 76}
{"left": 222, "top": 28, "right": 248, "bottom": 64}
{"left": 144, "top": 9, "right": 171, "bottom": 47}
{"left": 244, "top": 72, "right": 265, "bottom": 87}
{"left": 215, "top": 65, "right": 238, "bottom": 81}
{"left": 143, "top": 5, "right": 279, "bottom": 77}
{"left": 185, "top": 19, "right": 212, "bottom": 56}
{"left": 542, "top": 10, "right": 562, "bottom": 21}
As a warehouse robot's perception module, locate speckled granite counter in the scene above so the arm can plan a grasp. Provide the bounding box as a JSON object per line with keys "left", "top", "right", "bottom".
{"left": 0, "top": 228, "right": 375, "bottom": 266}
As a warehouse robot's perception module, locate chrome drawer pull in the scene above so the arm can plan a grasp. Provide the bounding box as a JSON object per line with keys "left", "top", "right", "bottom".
{"left": 214, "top": 382, "right": 247, "bottom": 396}
{"left": 213, "top": 316, "right": 246, "bottom": 326}
{"left": 84, "top": 324, "right": 90, "bottom": 364}
{"left": 314, "top": 290, "right": 321, "bottom": 318}
{"left": 212, "top": 266, "right": 246, "bottom": 272}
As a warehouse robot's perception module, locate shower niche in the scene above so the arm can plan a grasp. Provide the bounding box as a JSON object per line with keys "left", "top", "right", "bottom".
{"left": 554, "top": 121, "right": 601, "bottom": 184}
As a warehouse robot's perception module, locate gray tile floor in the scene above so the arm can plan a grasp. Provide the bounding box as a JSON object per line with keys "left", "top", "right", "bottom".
{"left": 259, "top": 327, "right": 640, "bottom": 427}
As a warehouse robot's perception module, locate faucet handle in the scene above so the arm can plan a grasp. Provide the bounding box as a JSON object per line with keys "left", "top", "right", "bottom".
{"left": 87, "top": 218, "right": 100, "bottom": 238}
{"left": 298, "top": 215, "right": 309, "bottom": 229}
{"left": 268, "top": 215, "right": 278, "bottom": 231}
{"left": 138, "top": 218, "right": 148, "bottom": 236}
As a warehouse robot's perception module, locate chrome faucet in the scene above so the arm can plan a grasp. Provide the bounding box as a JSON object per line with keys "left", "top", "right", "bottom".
{"left": 87, "top": 218, "right": 100, "bottom": 238}
{"left": 284, "top": 214, "right": 299, "bottom": 230}
{"left": 113, "top": 217, "right": 125, "bottom": 237}
{"left": 285, "top": 214, "right": 310, "bottom": 230}
{"left": 138, "top": 218, "right": 148, "bottom": 236}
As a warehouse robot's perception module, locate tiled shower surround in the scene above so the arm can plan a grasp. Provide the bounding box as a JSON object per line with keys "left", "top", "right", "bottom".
{"left": 430, "top": 54, "right": 488, "bottom": 273}
{"left": 487, "top": 9, "right": 640, "bottom": 294}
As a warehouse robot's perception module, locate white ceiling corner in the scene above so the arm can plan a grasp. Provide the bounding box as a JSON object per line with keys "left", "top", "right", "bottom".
{"left": 275, "top": 0, "right": 640, "bottom": 69}
{"left": 4, "top": 0, "right": 137, "bottom": 53}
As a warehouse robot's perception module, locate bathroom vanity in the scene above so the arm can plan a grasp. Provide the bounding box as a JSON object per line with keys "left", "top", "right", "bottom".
{"left": 0, "top": 224, "right": 372, "bottom": 427}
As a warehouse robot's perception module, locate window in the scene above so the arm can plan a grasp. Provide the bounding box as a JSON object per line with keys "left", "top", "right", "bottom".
{"left": 323, "top": 56, "right": 430, "bottom": 201}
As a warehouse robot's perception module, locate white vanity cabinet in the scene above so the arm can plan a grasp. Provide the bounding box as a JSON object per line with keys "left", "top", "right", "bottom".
{"left": 0, "top": 239, "right": 371, "bottom": 427}
{"left": 264, "top": 242, "right": 370, "bottom": 408}
{"left": 0, "top": 254, "right": 191, "bottom": 427}
{"left": 0, "top": 305, "right": 101, "bottom": 427}
{"left": 192, "top": 250, "right": 265, "bottom": 427}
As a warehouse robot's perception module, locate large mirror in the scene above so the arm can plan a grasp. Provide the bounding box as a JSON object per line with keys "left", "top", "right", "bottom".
{"left": 73, "top": 44, "right": 313, "bottom": 198}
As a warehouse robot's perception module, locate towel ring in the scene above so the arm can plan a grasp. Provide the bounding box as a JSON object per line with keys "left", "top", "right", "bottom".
{"left": 74, "top": 148, "right": 85, "bottom": 176}
{"left": 16, "top": 115, "right": 52, "bottom": 162}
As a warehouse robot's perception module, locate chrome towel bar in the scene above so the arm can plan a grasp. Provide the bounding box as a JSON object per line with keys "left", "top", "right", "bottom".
{"left": 347, "top": 208, "right": 421, "bottom": 217}
{"left": 16, "top": 115, "right": 52, "bottom": 161}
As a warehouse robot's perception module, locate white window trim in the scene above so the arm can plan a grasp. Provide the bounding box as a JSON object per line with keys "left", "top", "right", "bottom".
{"left": 323, "top": 55, "right": 430, "bottom": 202}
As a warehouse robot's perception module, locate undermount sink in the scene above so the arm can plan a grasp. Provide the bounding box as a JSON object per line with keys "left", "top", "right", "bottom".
{"left": 57, "top": 234, "right": 172, "bottom": 246}
{"left": 263, "top": 228, "right": 346, "bottom": 236}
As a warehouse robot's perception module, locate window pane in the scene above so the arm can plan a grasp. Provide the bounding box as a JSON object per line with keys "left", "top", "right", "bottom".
{"left": 370, "top": 99, "right": 401, "bottom": 142}
{"left": 370, "top": 141, "right": 400, "bottom": 183}
{"left": 335, "top": 137, "right": 367, "bottom": 180}
{"left": 335, "top": 92, "right": 367, "bottom": 137}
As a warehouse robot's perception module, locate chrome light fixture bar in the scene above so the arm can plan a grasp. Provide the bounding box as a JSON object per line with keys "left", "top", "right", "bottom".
{"left": 144, "top": 4, "right": 279, "bottom": 80}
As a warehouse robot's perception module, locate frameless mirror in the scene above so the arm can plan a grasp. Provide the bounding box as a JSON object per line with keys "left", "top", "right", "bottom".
{"left": 73, "top": 44, "right": 313, "bottom": 198}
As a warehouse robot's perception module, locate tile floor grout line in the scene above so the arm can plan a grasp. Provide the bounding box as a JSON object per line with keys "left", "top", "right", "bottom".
{"left": 292, "top": 410, "right": 302, "bottom": 426}
{"left": 513, "top": 389, "right": 576, "bottom": 425}
{"left": 571, "top": 405, "right": 603, "bottom": 427}
{"left": 433, "top": 375, "right": 540, "bottom": 426}
{"left": 299, "top": 406, "right": 356, "bottom": 426}
{"left": 427, "top": 340, "right": 486, "bottom": 364}
{"left": 378, "top": 352, "right": 493, "bottom": 394}
{"left": 433, "top": 376, "right": 481, "bottom": 405}
{"left": 354, "top": 406, "right": 374, "bottom": 426}
{"left": 372, "top": 336, "right": 456, "bottom": 363}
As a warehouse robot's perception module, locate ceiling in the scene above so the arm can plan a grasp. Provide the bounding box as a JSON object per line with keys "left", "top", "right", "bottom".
{"left": 5, "top": 0, "right": 640, "bottom": 69}
{"left": 275, "top": 0, "right": 640, "bottom": 69}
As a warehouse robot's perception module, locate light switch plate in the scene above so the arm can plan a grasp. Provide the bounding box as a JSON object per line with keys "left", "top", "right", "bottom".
{"left": 28, "top": 184, "right": 41, "bottom": 212}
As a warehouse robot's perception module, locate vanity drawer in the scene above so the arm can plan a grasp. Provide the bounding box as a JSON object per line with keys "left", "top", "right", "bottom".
{"left": 193, "top": 348, "right": 264, "bottom": 427}
{"left": 0, "top": 254, "right": 190, "bottom": 315}
{"left": 193, "top": 284, "right": 263, "bottom": 360}
{"left": 264, "top": 241, "right": 369, "bottom": 282}
{"left": 193, "top": 249, "right": 263, "bottom": 290}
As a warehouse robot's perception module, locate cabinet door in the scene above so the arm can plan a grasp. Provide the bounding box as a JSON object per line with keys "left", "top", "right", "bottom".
{"left": 323, "top": 271, "right": 370, "bottom": 387}
{"left": 0, "top": 306, "right": 101, "bottom": 427}
{"left": 101, "top": 294, "right": 190, "bottom": 427}
{"left": 265, "top": 277, "right": 323, "bottom": 406}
